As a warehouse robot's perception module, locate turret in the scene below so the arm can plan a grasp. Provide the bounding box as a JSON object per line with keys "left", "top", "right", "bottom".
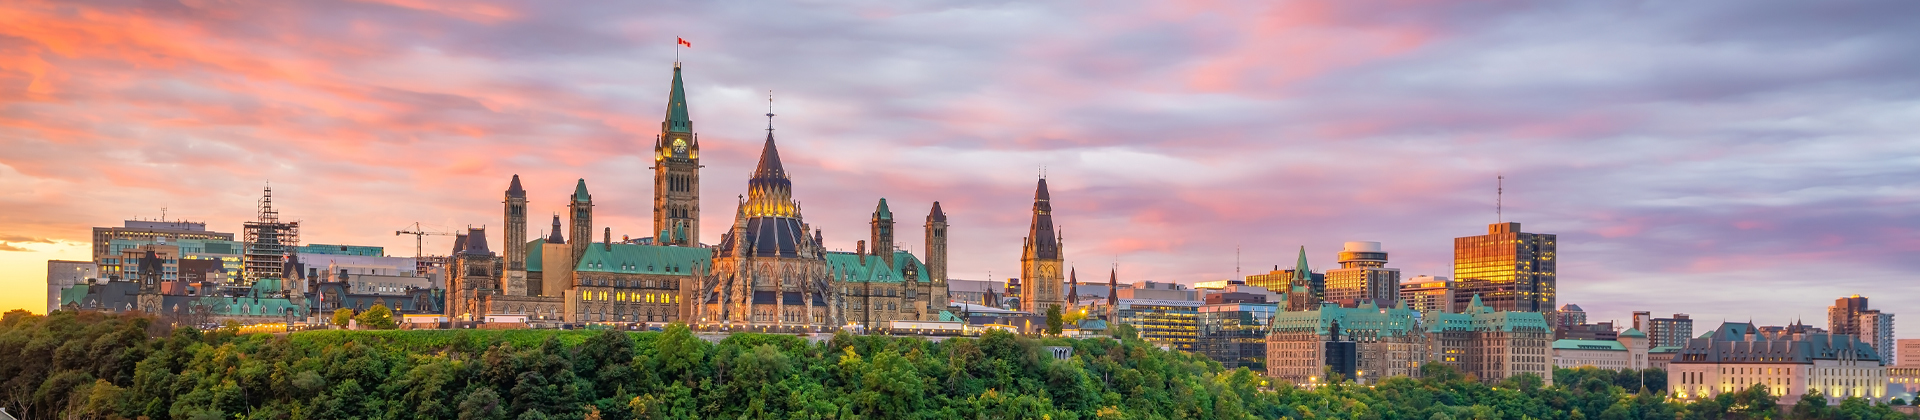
{"left": 871, "top": 198, "right": 895, "bottom": 269}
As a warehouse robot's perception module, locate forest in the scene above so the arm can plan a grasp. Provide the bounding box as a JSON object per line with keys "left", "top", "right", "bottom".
{"left": 1, "top": 309, "right": 1913, "bottom": 420}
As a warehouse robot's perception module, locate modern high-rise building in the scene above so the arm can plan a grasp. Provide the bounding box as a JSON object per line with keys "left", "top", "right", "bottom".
{"left": 1452, "top": 222, "right": 1556, "bottom": 313}
{"left": 1324, "top": 241, "right": 1400, "bottom": 308}
{"left": 1113, "top": 299, "right": 1202, "bottom": 350}
{"left": 1398, "top": 276, "right": 1453, "bottom": 316}
{"left": 1829, "top": 295, "right": 1870, "bottom": 335}
{"left": 1647, "top": 314, "right": 1694, "bottom": 349}
{"left": 1859, "top": 310, "right": 1895, "bottom": 366}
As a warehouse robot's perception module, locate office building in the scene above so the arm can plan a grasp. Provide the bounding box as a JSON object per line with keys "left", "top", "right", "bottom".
{"left": 1669, "top": 322, "right": 1888, "bottom": 402}
{"left": 1323, "top": 242, "right": 1400, "bottom": 308}
{"left": 1398, "top": 276, "right": 1453, "bottom": 316}
{"left": 1648, "top": 314, "right": 1694, "bottom": 349}
{"left": 1197, "top": 302, "right": 1278, "bottom": 370}
{"left": 1246, "top": 262, "right": 1324, "bottom": 305}
{"left": 1452, "top": 222, "right": 1556, "bottom": 313}
{"left": 1897, "top": 339, "right": 1920, "bottom": 367}
{"left": 91, "top": 220, "right": 236, "bottom": 279}
{"left": 1113, "top": 299, "right": 1202, "bottom": 351}
{"left": 1558, "top": 321, "right": 1620, "bottom": 341}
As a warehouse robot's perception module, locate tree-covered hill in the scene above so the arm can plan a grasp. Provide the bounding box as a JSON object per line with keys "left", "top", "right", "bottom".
{"left": 0, "top": 310, "right": 1912, "bottom": 419}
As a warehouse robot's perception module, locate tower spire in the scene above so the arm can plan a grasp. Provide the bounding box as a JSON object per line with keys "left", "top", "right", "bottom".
{"left": 664, "top": 63, "right": 692, "bottom": 134}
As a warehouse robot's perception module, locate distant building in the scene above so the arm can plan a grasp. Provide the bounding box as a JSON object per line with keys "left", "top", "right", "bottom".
{"left": 46, "top": 260, "right": 92, "bottom": 313}
{"left": 1897, "top": 339, "right": 1920, "bottom": 367}
{"left": 1559, "top": 321, "right": 1619, "bottom": 341}
{"left": 1452, "top": 222, "right": 1556, "bottom": 313}
{"left": 1323, "top": 242, "right": 1400, "bottom": 308}
{"left": 1246, "top": 261, "right": 1324, "bottom": 306}
{"left": 1197, "top": 302, "right": 1278, "bottom": 370}
{"left": 947, "top": 279, "right": 1008, "bottom": 307}
{"left": 1669, "top": 322, "right": 1889, "bottom": 402}
{"left": 91, "top": 220, "right": 236, "bottom": 280}
{"left": 1118, "top": 281, "right": 1198, "bottom": 301}
{"left": 1890, "top": 366, "right": 1919, "bottom": 402}
{"left": 297, "top": 244, "right": 386, "bottom": 256}
{"left": 1398, "top": 276, "right": 1453, "bottom": 316}
{"left": 1556, "top": 304, "right": 1588, "bottom": 331}
{"left": 1648, "top": 346, "right": 1680, "bottom": 371}
{"left": 1648, "top": 314, "right": 1695, "bottom": 349}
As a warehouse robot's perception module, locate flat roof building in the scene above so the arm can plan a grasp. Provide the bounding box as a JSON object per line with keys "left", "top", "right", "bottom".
{"left": 1452, "top": 222, "right": 1556, "bottom": 313}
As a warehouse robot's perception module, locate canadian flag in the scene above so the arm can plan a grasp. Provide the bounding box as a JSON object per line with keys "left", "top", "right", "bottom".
{"left": 677, "top": 37, "right": 691, "bottom": 48}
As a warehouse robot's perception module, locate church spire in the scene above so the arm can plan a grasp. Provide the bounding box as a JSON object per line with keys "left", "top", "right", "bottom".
{"left": 663, "top": 63, "right": 692, "bottom": 134}
{"left": 1292, "top": 246, "right": 1311, "bottom": 282}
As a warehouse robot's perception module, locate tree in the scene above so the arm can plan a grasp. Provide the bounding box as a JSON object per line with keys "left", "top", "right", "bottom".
{"left": 1045, "top": 305, "right": 1064, "bottom": 335}
{"left": 356, "top": 304, "right": 397, "bottom": 329}
{"left": 331, "top": 308, "right": 355, "bottom": 328}
{"left": 1789, "top": 390, "right": 1828, "bottom": 419}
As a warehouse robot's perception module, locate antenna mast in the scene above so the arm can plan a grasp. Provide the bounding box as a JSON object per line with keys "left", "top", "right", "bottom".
{"left": 1497, "top": 174, "right": 1505, "bottom": 223}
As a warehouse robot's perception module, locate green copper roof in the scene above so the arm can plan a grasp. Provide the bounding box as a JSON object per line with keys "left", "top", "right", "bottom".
{"left": 1292, "top": 246, "right": 1310, "bottom": 281}
{"left": 939, "top": 310, "right": 961, "bottom": 322}
{"left": 825, "top": 250, "right": 926, "bottom": 284}
{"left": 525, "top": 239, "right": 545, "bottom": 272}
{"left": 1271, "top": 304, "right": 1422, "bottom": 337}
{"left": 664, "top": 64, "right": 691, "bottom": 133}
{"left": 572, "top": 179, "right": 591, "bottom": 202}
{"left": 1649, "top": 346, "right": 1683, "bottom": 353}
{"left": 1619, "top": 327, "right": 1647, "bottom": 338}
{"left": 1553, "top": 339, "right": 1627, "bottom": 351}
{"left": 874, "top": 198, "right": 893, "bottom": 220}
{"left": 574, "top": 243, "right": 712, "bottom": 275}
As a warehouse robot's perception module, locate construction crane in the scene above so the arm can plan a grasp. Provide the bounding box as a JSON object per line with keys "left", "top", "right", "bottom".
{"left": 395, "top": 222, "right": 456, "bottom": 258}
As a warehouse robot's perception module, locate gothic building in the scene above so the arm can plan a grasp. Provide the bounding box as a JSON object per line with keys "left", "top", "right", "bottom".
{"left": 1019, "top": 179, "right": 1065, "bottom": 313}
{"left": 447, "top": 62, "right": 949, "bottom": 327}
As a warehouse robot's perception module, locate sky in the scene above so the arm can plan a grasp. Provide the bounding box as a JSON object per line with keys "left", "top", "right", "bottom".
{"left": 1, "top": 0, "right": 1916, "bottom": 333}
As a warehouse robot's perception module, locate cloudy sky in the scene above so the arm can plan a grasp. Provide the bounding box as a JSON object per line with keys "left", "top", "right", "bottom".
{"left": 2, "top": 0, "right": 1916, "bottom": 330}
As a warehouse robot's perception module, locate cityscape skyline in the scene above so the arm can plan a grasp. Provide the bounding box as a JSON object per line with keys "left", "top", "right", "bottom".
{"left": 2, "top": 0, "right": 1917, "bottom": 334}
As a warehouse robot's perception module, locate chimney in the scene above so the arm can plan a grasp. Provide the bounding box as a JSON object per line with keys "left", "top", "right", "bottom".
{"left": 603, "top": 227, "right": 612, "bottom": 251}
{"left": 857, "top": 240, "right": 866, "bottom": 265}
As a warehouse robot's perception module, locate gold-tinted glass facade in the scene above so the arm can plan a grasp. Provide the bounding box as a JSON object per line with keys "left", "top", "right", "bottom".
{"left": 1452, "top": 223, "right": 1555, "bottom": 313}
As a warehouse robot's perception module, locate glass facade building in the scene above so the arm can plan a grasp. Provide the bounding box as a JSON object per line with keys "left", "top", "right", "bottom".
{"left": 1115, "top": 299, "right": 1202, "bottom": 351}
{"left": 1452, "top": 222, "right": 1556, "bottom": 313}
{"left": 1198, "top": 303, "right": 1278, "bottom": 370}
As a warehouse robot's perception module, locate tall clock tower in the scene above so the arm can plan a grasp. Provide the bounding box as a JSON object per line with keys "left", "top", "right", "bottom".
{"left": 653, "top": 62, "right": 701, "bottom": 246}
{"left": 1020, "top": 178, "right": 1065, "bottom": 313}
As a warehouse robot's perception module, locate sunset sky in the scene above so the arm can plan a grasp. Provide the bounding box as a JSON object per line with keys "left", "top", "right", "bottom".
{"left": 2, "top": 0, "right": 1915, "bottom": 331}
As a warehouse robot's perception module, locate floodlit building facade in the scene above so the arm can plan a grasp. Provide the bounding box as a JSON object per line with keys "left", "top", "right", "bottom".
{"left": 1668, "top": 322, "right": 1889, "bottom": 402}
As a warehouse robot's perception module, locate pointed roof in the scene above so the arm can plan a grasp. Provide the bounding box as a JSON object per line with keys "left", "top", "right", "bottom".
{"left": 547, "top": 215, "right": 564, "bottom": 243}
{"left": 452, "top": 233, "right": 468, "bottom": 254}
{"left": 1292, "top": 246, "right": 1311, "bottom": 281}
{"left": 1067, "top": 267, "right": 1079, "bottom": 301}
{"left": 664, "top": 63, "right": 692, "bottom": 134}
{"left": 874, "top": 198, "right": 893, "bottom": 220}
{"left": 928, "top": 201, "right": 947, "bottom": 222}
{"left": 572, "top": 179, "right": 591, "bottom": 202}
{"left": 506, "top": 174, "right": 525, "bottom": 198}
{"left": 1035, "top": 178, "right": 1051, "bottom": 201}
{"left": 752, "top": 133, "right": 787, "bottom": 181}
{"left": 463, "top": 227, "right": 492, "bottom": 255}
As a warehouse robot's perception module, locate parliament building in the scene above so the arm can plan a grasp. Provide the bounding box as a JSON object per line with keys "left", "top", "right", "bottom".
{"left": 446, "top": 63, "right": 951, "bottom": 329}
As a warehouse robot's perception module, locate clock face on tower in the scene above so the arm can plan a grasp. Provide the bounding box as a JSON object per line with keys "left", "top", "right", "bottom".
{"left": 671, "top": 139, "right": 688, "bottom": 157}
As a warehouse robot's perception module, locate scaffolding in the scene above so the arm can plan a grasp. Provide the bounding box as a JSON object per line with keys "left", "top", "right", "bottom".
{"left": 242, "top": 185, "right": 300, "bottom": 285}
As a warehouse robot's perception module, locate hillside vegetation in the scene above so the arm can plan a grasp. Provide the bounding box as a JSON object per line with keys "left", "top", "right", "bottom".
{"left": 0, "top": 310, "right": 1911, "bottom": 420}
